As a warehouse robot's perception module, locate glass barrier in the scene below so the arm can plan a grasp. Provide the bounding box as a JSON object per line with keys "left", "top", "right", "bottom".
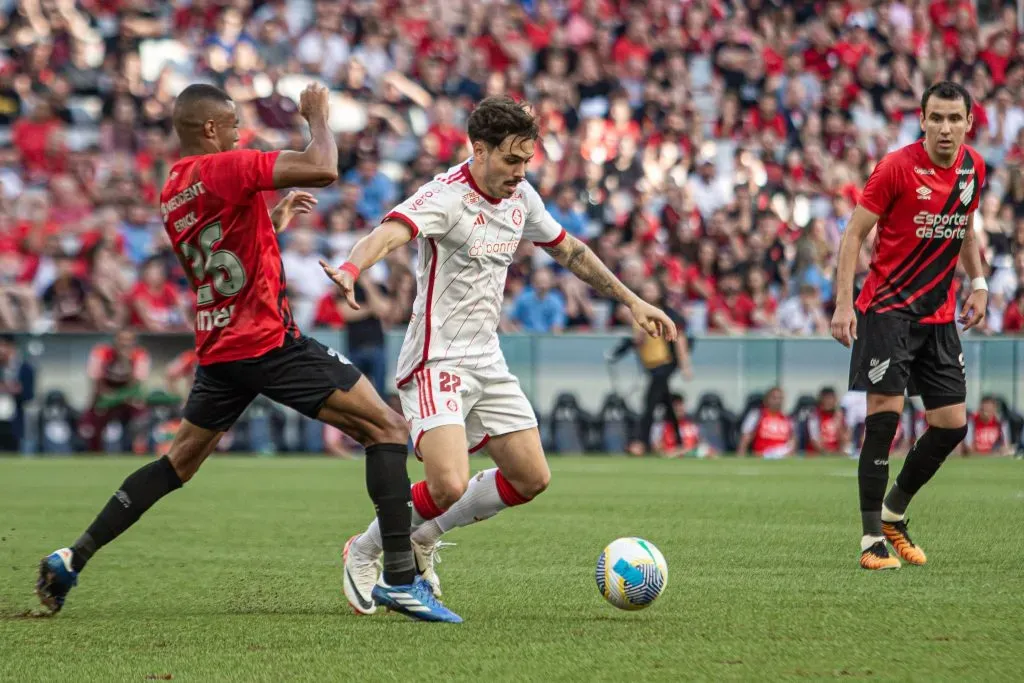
{"left": 9, "top": 331, "right": 1022, "bottom": 416}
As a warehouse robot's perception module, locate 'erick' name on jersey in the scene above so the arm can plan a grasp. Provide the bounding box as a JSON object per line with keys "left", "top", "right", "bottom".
{"left": 856, "top": 141, "right": 986, "bottom": 324}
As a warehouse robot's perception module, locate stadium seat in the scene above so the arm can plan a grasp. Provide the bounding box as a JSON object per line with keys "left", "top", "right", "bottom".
{"left": 596, "top": 392, "right": 636, "bottom": 454}
{"left": 549, "top": 392, "right": 589, "bottom": 454}
{"left": 694, "top": 392, "right": 735, "bottom": 453}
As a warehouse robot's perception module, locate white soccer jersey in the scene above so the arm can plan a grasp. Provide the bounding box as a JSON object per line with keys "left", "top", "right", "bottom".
{"left": 385, "top": 162, "right": 566, "bottom": 388}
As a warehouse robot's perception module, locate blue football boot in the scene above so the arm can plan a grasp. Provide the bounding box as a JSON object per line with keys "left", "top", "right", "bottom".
{"left": 371, "top": 575, "right": 462, "bottom": 623}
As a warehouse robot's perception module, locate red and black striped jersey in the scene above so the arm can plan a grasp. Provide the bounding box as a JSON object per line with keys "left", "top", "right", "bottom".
{"left": 856, "top": 141, "right": 985, "bottom": 324}
{"left": 160, "top": 149, "right": 299, "bottom": 365}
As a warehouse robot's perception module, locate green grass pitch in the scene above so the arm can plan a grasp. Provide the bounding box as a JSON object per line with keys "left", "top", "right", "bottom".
{"left": 1, "top": 456, "right": 1022, "bottom": 682}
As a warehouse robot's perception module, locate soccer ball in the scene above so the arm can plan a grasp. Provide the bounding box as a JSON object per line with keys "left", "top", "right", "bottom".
{"left": 595, "top": 537, "right": 668, "bottom": 610}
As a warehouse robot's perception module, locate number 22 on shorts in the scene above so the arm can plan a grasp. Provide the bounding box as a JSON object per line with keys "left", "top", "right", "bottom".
{"left": 438, "top": 371, "right": 461, "bottom": 414}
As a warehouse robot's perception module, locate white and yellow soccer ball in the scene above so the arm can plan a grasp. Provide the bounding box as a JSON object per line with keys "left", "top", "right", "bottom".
{"left": 595, "top": 537, "right": 668, "bottom": 610}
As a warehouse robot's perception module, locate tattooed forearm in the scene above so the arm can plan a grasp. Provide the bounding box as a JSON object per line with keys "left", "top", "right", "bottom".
{"left": 544, "top": 234, "right": 639, "bottom": 306}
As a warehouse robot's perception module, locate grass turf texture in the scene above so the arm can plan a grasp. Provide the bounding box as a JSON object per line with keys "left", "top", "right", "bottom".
{"left": 0, "top": 456, "right": 1022, "bottom": 682}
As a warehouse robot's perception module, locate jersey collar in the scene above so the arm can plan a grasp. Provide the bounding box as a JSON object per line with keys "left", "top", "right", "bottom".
{"left": 462, "top": 162, "right": 501, "bottom": 205}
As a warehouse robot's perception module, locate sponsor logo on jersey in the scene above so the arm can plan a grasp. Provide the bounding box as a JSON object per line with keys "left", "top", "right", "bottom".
{"left": 463, "top": 191, "right": 481, "bottom": 205}
{"left": 473, "top": 213, "right": 486, "bottom": 226}
{"left": 407, "top": 190, "right": 438, "bottom": 212}
{"left": 914, "top": 167, "right": 935, "bottom": 175}
{"left": 913, "top": 211, "right": 968, "bottom": 239}
{"left": 916, "top": 186, "right": 932, "bottom": 200}
{"left": 195, "top": 304, "right": 236, "bottom": 332}
{"left": 469, "top": 237, "right": 520, "bottom": 257}
{"left": 956, "top": 167, "right": 975, "bottom": 175}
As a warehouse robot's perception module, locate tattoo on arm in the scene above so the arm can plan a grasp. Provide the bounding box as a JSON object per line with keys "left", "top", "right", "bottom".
{"left": 543, "top": 234, "right": 637, "bottom": 304}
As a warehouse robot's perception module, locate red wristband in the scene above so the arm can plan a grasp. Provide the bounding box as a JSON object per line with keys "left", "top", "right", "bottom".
{"left": 339, "top": 262, "right": 361, "bottom": 280}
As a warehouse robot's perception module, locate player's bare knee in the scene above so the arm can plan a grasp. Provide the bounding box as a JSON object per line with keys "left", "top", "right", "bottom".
{"left": 428, "top": 473, "right": 468, "bottom": 509}
{"left": 358, "top": 407, "right": 409, "bottom": 447}
{"left": 518, "top": 465, "right": 551, "bottom": 499}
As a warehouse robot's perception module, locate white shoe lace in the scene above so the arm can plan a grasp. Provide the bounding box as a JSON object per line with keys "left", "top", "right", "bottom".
{"left": 414, "top": 540, "right": 455, "bottom": 595}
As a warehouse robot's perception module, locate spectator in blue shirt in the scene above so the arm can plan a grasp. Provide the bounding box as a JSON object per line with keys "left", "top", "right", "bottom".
{"left": 511, "top": 268, "right": 566, "bottom": 333}
{"left": 0, "top": 334, "right": 35, "bottom": 452}
{"left": 546, "top": 186, "right": 589, "bottom": 238}
{"left": 343, "top": 154, "right": 397, "bottom": 225}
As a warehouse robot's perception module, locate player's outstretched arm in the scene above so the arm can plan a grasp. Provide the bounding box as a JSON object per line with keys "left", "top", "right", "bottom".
{"left": 958, "top": 216, "right": 988, "bottom": 331}
{"left": 319, "top": 220, "right": 414, "bottom": 309}
{"left": 544, "top": 233, "right": 677, "bottom": 340}
{"left": 830, "top": 205, "right": 879, "bottom": 347}
{"left": 271, "top": 83, "right": 339, "bottom": 189}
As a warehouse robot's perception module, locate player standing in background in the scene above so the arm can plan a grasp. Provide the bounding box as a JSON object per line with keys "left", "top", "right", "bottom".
{"left": 831, "top": 81, "right": 988, "bottom": 570}
{"left": 36, "top": 83, "right": 459, "bottom": 622}
{"left": 963, "top": 396, "right": 1013, "bottom": 456}
{"left": 321, "top": 96, "right": 677, "bottom": 613}
{"left": 806, "top": 387, "right": 847, "bottom": 455}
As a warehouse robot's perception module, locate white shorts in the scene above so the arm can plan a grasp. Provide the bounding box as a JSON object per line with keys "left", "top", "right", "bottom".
{"left": 399, "top": 366, "right": 538, "bottom": 456}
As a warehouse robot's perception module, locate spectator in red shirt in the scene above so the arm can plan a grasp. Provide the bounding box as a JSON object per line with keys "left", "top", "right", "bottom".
{"left": 1003, "top": 290, "right": 1024, "bottom": 333}
{"left": 128, "top": 258, "right": 188, "bottom": 332}
{"left": 80, "top": 329, "right": 150, "bottom": 452}
{"left": 313, "top": 289, "right": 347, "bottom": 329}
{"left": 12, "top": 101, "right": 66, "bottom": 180}
{"left": 744, "top": 93, "right": 788, "bottom": 141}
{"left": 707, "top": 270, "right": 754, "bottom": 334}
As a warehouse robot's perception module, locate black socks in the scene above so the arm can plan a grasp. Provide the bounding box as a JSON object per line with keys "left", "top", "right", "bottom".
{"left": 858, "top": 412, "right": 900, "bottom": 536}
{"left": 71, "top": 456, "right": 183, "bottom": 572}
{"left": 885, "top": 424, "right": 967, "bottom": 516}
{"left": 364, "top": 443, "right": 416, "bottom": 586}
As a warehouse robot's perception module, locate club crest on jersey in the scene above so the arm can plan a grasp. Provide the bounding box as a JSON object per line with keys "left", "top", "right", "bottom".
{"left": 509, "top": 207, "right": 524, "bottom": 227}
{"left": 959, "top": 179, "right": 975, "bottom": 205}
{"left": 914, "top": 167, "right": 935, "bottom": 175}
{"left": 916, "top": 186, "right": 932, "bottom": 200}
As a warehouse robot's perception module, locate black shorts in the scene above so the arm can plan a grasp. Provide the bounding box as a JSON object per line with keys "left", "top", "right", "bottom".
{"left": 184, "top": 334, "right": 363, "bottom": 432}
{"left": 848, "top": 311, "right": 966, "bottom": 409}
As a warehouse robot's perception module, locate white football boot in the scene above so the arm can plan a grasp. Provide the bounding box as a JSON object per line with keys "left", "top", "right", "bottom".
{"left": 342, "top": 534, "right": 381, "bottom": 615}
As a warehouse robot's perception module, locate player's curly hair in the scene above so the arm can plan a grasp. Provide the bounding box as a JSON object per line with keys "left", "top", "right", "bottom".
{"left": 467, "top": 96, "right": 539, "bottom": 149}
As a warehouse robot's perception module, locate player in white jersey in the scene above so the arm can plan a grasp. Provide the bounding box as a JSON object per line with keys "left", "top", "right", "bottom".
{"left": 321, "top": 97, "right": 677, "bottom": 616}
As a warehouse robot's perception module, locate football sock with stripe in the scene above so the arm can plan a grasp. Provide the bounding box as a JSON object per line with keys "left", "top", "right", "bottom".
{"left": 364, "top": 443, "right": 416, "bottom": 586}
{"left": 884, "top": 424, "right": 967, "bottom": 517}
{"left": 858, "top": 412, "right": 899, "bottom": 537}
{"left": 355, "top": 470, "right": 534, "bottom": 553}
{"left": 412, "top": 469, "right": 530, "bottom": 546}
{"left": 70, "top": 455, "right": 183, "bottom": 572}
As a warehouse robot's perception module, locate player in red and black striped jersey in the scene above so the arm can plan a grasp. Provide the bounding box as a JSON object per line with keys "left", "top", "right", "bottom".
{"left": 36, "top": 83, "right": 459, "bottom": 622}
{"left": 832, "top": 81, "right": 989, "bottom": 571}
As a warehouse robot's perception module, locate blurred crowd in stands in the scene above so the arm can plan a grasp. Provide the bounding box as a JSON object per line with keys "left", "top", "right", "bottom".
{"left": 4, "top": 0, "right": 1024, "bottom": 337}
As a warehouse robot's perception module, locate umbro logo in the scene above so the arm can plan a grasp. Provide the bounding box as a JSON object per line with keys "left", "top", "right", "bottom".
{"left": 916, "top": 186, "right": 932, "bottom": 200}
{"left": 868, "top": 358, "right": 890, "bottom": 384}
{"left": 914, "top": 167, "right": 935, "bottom": 175}
{"left": 956, "top": 167, "right": 975, "bottom": 175}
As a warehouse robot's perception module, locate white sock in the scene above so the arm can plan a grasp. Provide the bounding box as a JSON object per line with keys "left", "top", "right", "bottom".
{"left": 861, "top": 534, "right": 885, "bottom": 551}
{"left": 880, "top": 504, "right": 904, "bottom": 523}
{"left": 352, "top": 493, "right": 430, "bottom": 557}
{"left": 412, "top": 468, "right": 508, "bottom": 547}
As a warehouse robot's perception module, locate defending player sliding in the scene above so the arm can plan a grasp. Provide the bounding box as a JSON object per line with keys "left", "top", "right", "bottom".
{"left": 35, "top": 82, "right": 461, "bottom": 622}
{"left": 321, "top": 96, "right": 677, "bottom": 613}
{"left": 831, "top": 80, "right": 988, "bottom": 571}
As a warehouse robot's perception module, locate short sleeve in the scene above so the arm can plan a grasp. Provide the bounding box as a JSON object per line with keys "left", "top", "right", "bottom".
{"left": 521, "top": 182, "right": 566, "bottom": 247}
{"left": 858, "top": 153, "right": 900, "bottom": 217}
{"left": 199, "top": 149, "right": 280, "bottom": 204}
{"left": 741, "top": 409, "right": 760, "bottom": 435}
{"left": 383, "top": 181, "right": 453, "bottom": 239}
